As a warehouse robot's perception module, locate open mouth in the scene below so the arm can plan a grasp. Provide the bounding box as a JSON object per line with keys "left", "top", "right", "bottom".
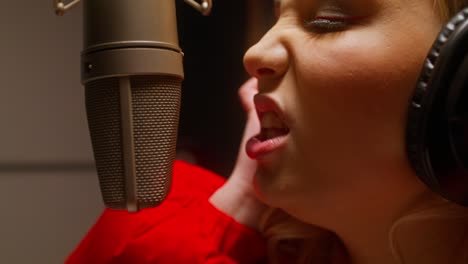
{"left": 246, "top": 94, "right": 291, "bottom": 159}
{"left": 246, "top": 108, "right": 290, "bottom": 159}
{"left": 257, "top": 111, "right": 290, "bottom": 142}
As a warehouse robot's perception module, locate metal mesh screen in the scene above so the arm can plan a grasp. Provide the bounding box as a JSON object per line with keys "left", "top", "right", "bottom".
{"left": 85, "top": 78, "right": 125, "bottom": 208}
{"left": 131, "top": 76, "right": 181, "bottom": 208}
{"left": 85, "top": 75, "right": 182, "bottom": 210}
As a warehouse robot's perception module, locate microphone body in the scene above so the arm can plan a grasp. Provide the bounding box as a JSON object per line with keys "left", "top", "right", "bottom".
{"left": 81, "top": 0, "right": 184, "bottom": 212}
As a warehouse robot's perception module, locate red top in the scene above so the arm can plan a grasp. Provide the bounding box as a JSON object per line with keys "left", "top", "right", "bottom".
{"left": 66, "top": 161, "right": 267, "bottom": 264}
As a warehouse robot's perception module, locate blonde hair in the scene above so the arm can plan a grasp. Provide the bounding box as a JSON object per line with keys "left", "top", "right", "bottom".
{"left": 259, "top": 1, "right": 468, "bottom": 263}
{"left": 434, "top": 0, "right": 467, "bottom": 21}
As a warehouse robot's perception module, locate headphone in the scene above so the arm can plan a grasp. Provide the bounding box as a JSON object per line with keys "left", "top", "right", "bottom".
{"left": 407, "top": 7, "right": 468, "bottom": 206}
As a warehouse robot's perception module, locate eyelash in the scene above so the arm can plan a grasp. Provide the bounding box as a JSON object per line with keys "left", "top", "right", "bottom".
{"left": 304, "top": 16, "right": 351, "bottom": 33}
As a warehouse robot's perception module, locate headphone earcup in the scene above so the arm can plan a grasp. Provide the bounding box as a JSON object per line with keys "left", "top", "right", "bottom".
{"left": 407, "top": 8, "right": 468, "bottom": 205}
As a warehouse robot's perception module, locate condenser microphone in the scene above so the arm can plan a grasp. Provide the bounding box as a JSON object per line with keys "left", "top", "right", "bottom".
{"left": 54, "top": 0, "right": 212, "bottom": 212}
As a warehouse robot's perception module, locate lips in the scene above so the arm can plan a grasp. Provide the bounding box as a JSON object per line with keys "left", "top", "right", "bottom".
{"left": 254, "top": 95, "right": 288, "bottom": 124}
{"left": 246, "top": 94, "right": 290, "bottom": 160}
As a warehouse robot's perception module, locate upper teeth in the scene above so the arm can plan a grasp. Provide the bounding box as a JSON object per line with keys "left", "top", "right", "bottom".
{"left": 261, "top": 111, "right": 286, "bottom": 128}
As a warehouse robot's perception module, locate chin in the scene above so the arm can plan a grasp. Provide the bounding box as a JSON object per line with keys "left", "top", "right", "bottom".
{"left": 252, "top": 167, "right": 281, "bottom": 207}
{"left": 252, "top": 164, "right": 298, "bottom": 209}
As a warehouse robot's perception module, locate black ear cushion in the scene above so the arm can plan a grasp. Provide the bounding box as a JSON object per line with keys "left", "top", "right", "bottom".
{"left": 407, "top": 8, "right": 468, "bottom": 205}
{"left": 406, "top": 8, "right": 468, "bottom": 205}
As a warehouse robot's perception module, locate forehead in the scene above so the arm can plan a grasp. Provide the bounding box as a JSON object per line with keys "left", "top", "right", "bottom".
{"left": 272, "top": 0, "right": 408, "bottom": 5}
{"left": 272, "top": 0, "right": 431, "bottom": 13}
{"left": 273, "top": 0, "right": 381, "bottom": 13}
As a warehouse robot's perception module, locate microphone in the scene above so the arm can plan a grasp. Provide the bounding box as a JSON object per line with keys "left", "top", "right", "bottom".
{"left": 54, "top": 0, "right": 212, "bottom": 212}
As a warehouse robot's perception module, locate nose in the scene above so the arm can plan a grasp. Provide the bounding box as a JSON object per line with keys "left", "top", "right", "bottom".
{"left": 243, "top": 26, "right": 289, "bottom": 79}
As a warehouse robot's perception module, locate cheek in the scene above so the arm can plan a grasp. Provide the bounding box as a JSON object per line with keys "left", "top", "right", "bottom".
{"left": 313, "top": 34, "right": 421, "bottom": 94}
{"left": 287, "top": 30, "right": 433, "bottom": 169}
{"left": 295, "top": 32, "right": 427, "bottom": 134}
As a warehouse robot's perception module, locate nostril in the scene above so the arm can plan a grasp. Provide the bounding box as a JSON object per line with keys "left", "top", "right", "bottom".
{"left": 257, "top": 68, "right": 275, "bottom": 76}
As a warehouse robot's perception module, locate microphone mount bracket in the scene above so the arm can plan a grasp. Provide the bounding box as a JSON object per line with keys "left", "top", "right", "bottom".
{"left": 54, "top": 0, "right": 212, "bottom": 16}
{"left": 183, "top": 0, "right": 212, "bottom": 16}
{"left": 54, "top": 0, "right": 80, "bottom": 16}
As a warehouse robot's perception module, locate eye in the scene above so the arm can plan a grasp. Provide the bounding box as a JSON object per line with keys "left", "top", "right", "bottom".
{"left": 305, "top": 16, "right": 351, "bottom": 33}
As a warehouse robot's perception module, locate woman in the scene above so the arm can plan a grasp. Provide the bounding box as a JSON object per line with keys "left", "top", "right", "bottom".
{"left": 240, "top": 0, "right": 468, "bottom": 263}
{"left": 67, "top": 0, "right": 468, "bottom": 263}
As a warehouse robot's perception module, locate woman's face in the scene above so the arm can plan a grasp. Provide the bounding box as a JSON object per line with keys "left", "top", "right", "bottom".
{"left": 244, "top": 0, "right": 443, "bottom": 225}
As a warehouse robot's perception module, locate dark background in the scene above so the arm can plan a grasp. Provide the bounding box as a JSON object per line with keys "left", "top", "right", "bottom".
{"left": 176, "top": 1, "right": 248, "bottom": 177}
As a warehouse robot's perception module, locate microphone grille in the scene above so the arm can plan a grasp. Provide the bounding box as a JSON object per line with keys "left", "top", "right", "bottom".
{"left": 85, "top": 75, "right": 182, "bottom": 210}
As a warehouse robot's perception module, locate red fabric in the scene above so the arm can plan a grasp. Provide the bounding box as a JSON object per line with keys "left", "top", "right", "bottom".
{"left": 66, "top": 161, "right": 266, "bottom": 264}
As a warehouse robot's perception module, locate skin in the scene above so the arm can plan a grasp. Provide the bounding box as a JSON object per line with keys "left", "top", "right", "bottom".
{"left": 241, "top": 0, "right": 444, "bottom": 263}
{"left": 212, "top": 0, "right": 455, "bottom": 263}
